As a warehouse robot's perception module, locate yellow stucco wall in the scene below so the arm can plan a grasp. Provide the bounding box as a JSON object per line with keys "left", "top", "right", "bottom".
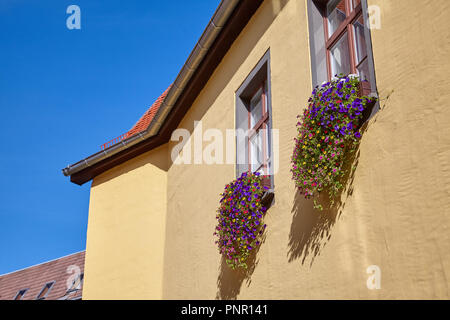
{"left": 83, "top": 0, "right": 450, "bottom": 299}
{"left": 83, "top": 145, "right": 168, "bottom": 299}
{"left": 162, "top": 0, "right": 450, "bottom": 299}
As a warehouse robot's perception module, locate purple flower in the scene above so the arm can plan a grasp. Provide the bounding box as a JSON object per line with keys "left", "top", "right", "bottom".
{"left": 354, "top": 132, "right": 361, "bottom": 138}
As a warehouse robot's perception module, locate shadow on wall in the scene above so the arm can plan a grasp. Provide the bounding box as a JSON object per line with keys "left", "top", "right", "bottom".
{"left": 215, "top": 233, "right": 267, "bottom": 300}
{"left": 91, "top": 144, "right": 169, "bottom": 187}
{"left": 286, "top": 84, "right": 395, "bottom": 267}
{"left": 287, "top": 126, "right": 367, "bottom": 267}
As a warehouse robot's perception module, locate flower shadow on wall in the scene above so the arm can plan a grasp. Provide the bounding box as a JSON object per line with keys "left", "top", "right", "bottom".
{"left": 214, "top": 172, "right": 269, "bottom": 299}
{"left": 287, "top": 75, "right": 377, "bottom": 267}
{"left": 287, "top": 141, "right": 362, "bottom": 267}
{"left": 215, "top": 231, "right": 267, "bottom": 300}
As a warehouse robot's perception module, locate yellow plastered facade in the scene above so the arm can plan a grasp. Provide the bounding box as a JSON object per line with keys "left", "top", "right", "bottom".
{"left": 83, "top": 145, "right": 168, "bottom": 299}
{"left": 83, "top": 0, "right": 450, "bottom": 299}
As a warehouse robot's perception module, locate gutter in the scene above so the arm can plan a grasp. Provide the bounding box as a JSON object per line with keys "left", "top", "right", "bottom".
{"left": 62, "top": 0, "right": 240, "bottom": 178}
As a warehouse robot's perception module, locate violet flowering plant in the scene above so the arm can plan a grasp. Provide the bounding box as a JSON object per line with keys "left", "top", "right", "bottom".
{"left": 214, "top": 171, "right": 269, "bottom": 269}
{"left": 291, "top": 74, "right": 376, "bottom": 209}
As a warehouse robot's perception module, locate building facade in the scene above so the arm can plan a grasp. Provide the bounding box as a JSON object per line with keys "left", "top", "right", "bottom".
{"left": 63, "top": 0, "right": 450, "bottom": 299}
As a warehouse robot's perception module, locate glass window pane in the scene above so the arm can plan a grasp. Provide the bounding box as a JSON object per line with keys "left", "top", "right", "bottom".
{"left": 308, "top": 0, "right": 328, "bottom": 86}
{"left": 353, "top": 15, "right": 367, "bottom": 64}
{"left": 357, "top": 58, "right": 370, "bottom": 81}
{"left": 330, "top": 32, "right": 351, "bottom": 77}
{"left": 250, "top": 88, "right": 263, "bottom": 128}
{"left": 250, "top": 130, "right": 263, "bottom": 172}
{"left": 327, "top": 0, "right": 347, "bottom": 37}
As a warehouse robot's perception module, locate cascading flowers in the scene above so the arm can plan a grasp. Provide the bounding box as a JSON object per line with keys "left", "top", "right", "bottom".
{"left": 214, "top": 172, "right": 269, "bottom": 269}
{"left": 291, "top": 74, "right": 376, "bottom": 209}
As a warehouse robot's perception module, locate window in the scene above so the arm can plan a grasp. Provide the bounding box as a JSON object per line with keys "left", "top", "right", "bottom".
{"left": 36, "top": 281, "right": 55, "bottom": 300}
{"left": 248, "top": 81, "right": 270, "bottom": 174}
{"left": 66, "top": 273, "right": 84, "bottom": 294}
{"left": 14, "top": 288, "right": 28, "bottom": 300}
{"left": 236, "top": 50, "right": 273, "bottom": 188}
{"left": 308, "top": 0, "right": 377, "bottom": 95}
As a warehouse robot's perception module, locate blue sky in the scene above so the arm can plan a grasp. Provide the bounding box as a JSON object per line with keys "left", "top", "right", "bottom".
{"left": 0, "top": 0, "right": 220, "bottom": 275}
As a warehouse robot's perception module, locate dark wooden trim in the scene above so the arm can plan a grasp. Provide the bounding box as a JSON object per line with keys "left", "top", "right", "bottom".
{"left": 355, "top": 80, "right": 376, "bottom": 130}
{"left": 71, "top": 0, "right": 264, "bottom": 185}
{"left": 248, "top": 113, "right": 269, "bottom": 138}
{"left": 358, "top": 80, "right": 371, "bottom": 96}
{"left": 325, "top": 4, "right": 362, "bottom": 48}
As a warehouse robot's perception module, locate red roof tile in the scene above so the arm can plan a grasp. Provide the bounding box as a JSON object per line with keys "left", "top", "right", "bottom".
{"left": 126, "top": 85, "right": 172, "bottom": 138}
{"left": 0, "top": 251, "right": 85, "bottom": 300}
{"left": 100, "top": 85, "right": 171, "bottom": 150}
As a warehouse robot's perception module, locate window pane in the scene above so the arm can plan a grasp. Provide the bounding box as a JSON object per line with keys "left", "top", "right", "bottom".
{"left": 308, "top": 0, "right": 328, "bottom": 86}
{"left": 327, "top": 0, "right": 346, "bottom": 37}
{"left": 250, "top": 88, "right": 263, "bottom": 128}
{"left": 357, "top": 58, "right": 370, "bottom": 81}
{"left": 330, "top": 32, "right": 351, "bottom": 77}
{"left": 353, "top": 15, "right": 367, "bottom": 64}
{"left": 250, "top": 130, "right": 263, "bottom": 172}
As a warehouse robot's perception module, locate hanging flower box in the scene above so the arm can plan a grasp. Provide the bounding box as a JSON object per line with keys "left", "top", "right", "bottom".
{"left": 290, "top": 74, "right": 377, "bottom": 209}
{"left": 260, "top": 175, "right": 274, "bottom": 207}
{"left": 356, "top": 80, "right": 377, "bottom": 129}
{"left": 358, "top": 79, "right": 372, "bottom": 97}
{"left": 214, "top": 172, "right": 269, "bottom": 269}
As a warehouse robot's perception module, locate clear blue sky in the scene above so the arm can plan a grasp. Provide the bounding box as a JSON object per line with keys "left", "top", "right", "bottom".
{"left": 0, "top": 0, "right": 220, "bottom": 275}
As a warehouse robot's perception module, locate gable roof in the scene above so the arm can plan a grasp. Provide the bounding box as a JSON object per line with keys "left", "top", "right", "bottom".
{"left": 0, "top": 251, "right": 85, "bottom": 300}
{"left": 62, "top": 0, "right": 264, "bottom": 185}
{"left": 126, "top": 85, "right": 171, "bottom": 138}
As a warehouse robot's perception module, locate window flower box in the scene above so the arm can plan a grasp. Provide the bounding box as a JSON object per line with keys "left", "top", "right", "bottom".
{"left": 261, "top": 175, "right": 274, "bottom": 207}
{"left": 291, "top": 74, "right": 377, "bottom": 209}
{"left": 214, "top": 172, "right": 269, "bottom": 269}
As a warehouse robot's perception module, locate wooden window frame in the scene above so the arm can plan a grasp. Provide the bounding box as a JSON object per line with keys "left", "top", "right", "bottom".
{"left": 235, "top": 50, "right": 274, "bottom": 191}
{"left": 247, "top": 80, "right": 270, "bottom": 176}
{"left": 323, "top": 0, "right": 367, "bottom": 81}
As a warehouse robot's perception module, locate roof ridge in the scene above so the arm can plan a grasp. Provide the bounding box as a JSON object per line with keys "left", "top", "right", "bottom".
{"left": 0, "top": 250, "right": 85, "bottom": 278}
{"left": 126, "top": 85, "right": 172, "bottom": 138}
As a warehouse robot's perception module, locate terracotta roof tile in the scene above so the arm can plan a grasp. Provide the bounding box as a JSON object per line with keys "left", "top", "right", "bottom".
{"left": 0, "top": 251, "right": 85, "bottom": 300}
{"left": 100, "top": 85, "right": 172, "bottom": 150}
{"left": 126, "top": 85, "right": 172, "bottom": 138}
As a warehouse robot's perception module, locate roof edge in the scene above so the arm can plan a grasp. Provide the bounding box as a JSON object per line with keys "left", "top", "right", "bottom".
{"left": 64, "top": 0, "right": 264, "bottom": 185}
{"left": 0, "top": 250, "right": 85, "bottom": 278}
{"left": 62, "top": 0, "right": 240, "bottom": 180}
